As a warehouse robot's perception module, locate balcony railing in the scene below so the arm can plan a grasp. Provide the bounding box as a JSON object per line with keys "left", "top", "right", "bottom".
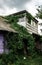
{"left": 26, "top": 23, "right": 38, "bottom": 34}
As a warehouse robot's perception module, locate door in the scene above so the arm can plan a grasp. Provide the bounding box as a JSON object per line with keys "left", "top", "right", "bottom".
{"left": 0, "top": 34, "right": 4, "bottom": 54}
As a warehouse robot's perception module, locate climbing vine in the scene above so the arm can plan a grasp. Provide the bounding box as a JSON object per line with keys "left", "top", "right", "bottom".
{"left": 4, "top": 12, "right": 35, "bottom": 55}
{"left": 0, "top": 12, "right": 35, "bottom": 65}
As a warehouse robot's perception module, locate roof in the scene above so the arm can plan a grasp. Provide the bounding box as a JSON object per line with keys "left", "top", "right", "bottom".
{"left": 7, "top": 10, "right": 27, "bottom": 16}
{"left": 0, "top": 16, "right": 17, "bottom": 33}
{"left": 32, "top": 18, "right": 38, "bottom": 23}
{"left": 7, "top": 10, "right": 38, "bottom": 23}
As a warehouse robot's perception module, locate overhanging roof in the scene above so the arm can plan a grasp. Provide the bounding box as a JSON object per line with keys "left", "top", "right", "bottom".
{"left": 0, "top": 16, "right": 17, "bottom": 33}
{"left": 8, "top": 10, "right": 39, "bottom": 23}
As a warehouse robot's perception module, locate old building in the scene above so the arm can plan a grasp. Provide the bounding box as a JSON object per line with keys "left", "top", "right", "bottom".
{"left": 8, "top": 10, "right": 38, "bottom": 35}
{"left": 9, "top": 10, "right": 41, "bottom": 52}
{"left": 0, "top": 10, "right": 41, "bottom": 54}
{"left": 0, "top": 16, "right": 17, "bottom": 54}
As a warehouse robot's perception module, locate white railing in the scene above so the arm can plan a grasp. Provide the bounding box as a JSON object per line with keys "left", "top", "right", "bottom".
{"left": 26, "top": 23, "right": 38, "bottom": 34}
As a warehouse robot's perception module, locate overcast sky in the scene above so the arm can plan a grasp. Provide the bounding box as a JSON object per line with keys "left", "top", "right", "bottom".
{"left": 0, "top": 0, "right": 42, "bottom": 16}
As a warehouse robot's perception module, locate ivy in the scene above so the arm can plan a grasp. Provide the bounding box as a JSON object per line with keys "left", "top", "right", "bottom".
{"left": 0, "top": 12, "right": 35, "bottom": 65}
{"left": 4, "top": 13, "right": 35, "bottom": 54}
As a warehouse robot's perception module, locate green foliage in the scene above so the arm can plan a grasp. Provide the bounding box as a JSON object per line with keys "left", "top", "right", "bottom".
{"left": 26, "top": 12, "right": 33, "bottom": 24}
{"left": 0, "top": 54, "right": 42, "bottom": 65}
{"left": 27, "top": 35, "right": 35, "bottom": 54}
{"left": 4, "top": 13, "right": 35, "bottom": 54}
{"left": 40, "top": 36, "right": 42, "bottom": 42}
{"left": 36, "top": 5, "right": 42, "bottom": 19}
{"left": 0, "top": 12, "right": 36, "bottom": 65}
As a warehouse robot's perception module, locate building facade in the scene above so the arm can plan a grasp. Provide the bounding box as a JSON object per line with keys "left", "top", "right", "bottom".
{"left": 38, "top": 19, "right": 42, "bottom": 35}
{"left": 0, "top": 10, "right": 41, "bottom": 54}
{"left": 16, "top": 10, "right": 38, "bottom": 35}
{"left": 0, "top": 17, "right": 17, "bottom": 54}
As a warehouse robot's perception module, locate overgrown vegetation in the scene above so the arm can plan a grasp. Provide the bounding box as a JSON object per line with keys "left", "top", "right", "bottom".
{"left": 0, "top": 12, "right": 42, "bottom": 65}
{"left": 36, "top": 5, "right": 42, "bottom": 19}
{"left": 0, "top": 13, "right": 36, "bottom": 65}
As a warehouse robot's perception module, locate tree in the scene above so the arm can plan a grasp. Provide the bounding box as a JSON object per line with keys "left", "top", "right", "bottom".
{"left": 36, "top": 5, "right": 42, "bottom": 19}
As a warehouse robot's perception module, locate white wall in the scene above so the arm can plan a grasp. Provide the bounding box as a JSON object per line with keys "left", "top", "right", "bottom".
{"left": 38, "top": 19, "right": 42, "bottom": 35}
{"left": 17, "top": 16, "right": 27, "bottom": 27}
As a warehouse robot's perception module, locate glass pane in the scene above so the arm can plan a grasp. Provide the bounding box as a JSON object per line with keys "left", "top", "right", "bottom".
{"left": 0, "top": 49, "right": 4, "bottom": 54}
{"left": 0, "top": 34, "right": 4, "bottom": 54}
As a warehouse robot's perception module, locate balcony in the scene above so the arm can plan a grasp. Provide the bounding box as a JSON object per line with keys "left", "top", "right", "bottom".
{"left": 26, "top": 23, "right": 38, "bottom": 34}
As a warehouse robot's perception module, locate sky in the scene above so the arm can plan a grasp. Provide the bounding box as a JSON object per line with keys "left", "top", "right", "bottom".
{"left": 0, "top": 0, "right": 42, "bottom": 16}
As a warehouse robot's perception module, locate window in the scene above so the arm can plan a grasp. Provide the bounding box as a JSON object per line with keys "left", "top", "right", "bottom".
{"left": 3, "top": 40, "right": 9, "bottom": 53}
{"left": 0, "top": 34, "right": 8, "bottom": 54}
{"left": 0, "top": 34, "right": 4, "bottom": 54}
{"left": 19, "top": 18, "right": 23, "bottom": 22}
{"left": 40, "top": 29, "right": 42, "bottom": 33}
{"left": 39, "top": 23, "right": 42, "bottom": 26}
{"left": 31, "top": 20, "right": 34, "bottom": 26}
{"left": 19, "top": 17, "right": 26, "bottom": 22}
